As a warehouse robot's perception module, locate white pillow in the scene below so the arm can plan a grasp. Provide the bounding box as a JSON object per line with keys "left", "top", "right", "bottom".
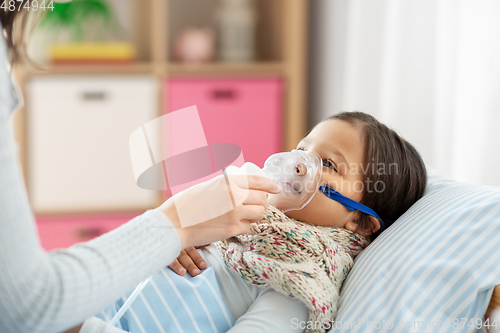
{"left": 330, "top": 167, "right": 500, "bottom": 332}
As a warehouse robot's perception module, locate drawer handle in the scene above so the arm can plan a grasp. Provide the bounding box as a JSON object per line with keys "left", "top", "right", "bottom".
{"left": 75, "top": 227, "right": 104, "bottom": 239}
{"left": 81, "top": 91, "right": 107, "bottom": 101}
{"left": 211, "top": 89, "right": 237, "bottom": 99}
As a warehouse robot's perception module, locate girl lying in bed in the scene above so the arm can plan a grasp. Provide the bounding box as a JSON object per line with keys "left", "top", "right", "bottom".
{"left": 96, "top": 111, "right": 427, "bottom": 333}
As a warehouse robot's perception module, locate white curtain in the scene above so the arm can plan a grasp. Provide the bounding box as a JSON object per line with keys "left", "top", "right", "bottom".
{"left": 309, "top": 0, "right": 500, "bottom": 186}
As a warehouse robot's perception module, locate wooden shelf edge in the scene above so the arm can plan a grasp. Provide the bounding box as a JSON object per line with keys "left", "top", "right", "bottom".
{"left": 33, "top": 207, "right": 159, "bottom": 219}
{"left": 15, "top": 62, "right": 157, "bottom": 76}
{"left": 15, "top": 61, "right": 286, "bottom": 77}
{"left": 167, "top": 61, "right": 285, "bottom": 76}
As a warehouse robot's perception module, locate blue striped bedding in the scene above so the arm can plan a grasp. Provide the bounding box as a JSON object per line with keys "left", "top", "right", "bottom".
{"left": 96, "top": 265, "right": 235, "bottom": 333}
{"left": 330, "top": 168, "right": 500, "bottom": 332}
{"left": 96, "top": 168, "right": 500, "bottom": 332}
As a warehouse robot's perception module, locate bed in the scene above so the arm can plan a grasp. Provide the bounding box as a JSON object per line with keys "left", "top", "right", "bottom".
{"left": 331, "top": 167, "right": 500, "bottom": 333}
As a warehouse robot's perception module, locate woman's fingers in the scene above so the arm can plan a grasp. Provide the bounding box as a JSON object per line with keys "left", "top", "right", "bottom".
{"left": 228, "top": 175, "right": 277, "bottom": 209}
{"left": 158, "top": 173, "right": 279, "bottom": 249}
{"left": 239, "top": 204, "right": 266, "bottom": 222}
{"left": 248, "top": 175, "right": 282, "bottom": 193}
{"left": 242, "top": 189, "right": 268, "bottom": 206}
{"left": 231, "top": 174, "right": 282, "bottom": 194}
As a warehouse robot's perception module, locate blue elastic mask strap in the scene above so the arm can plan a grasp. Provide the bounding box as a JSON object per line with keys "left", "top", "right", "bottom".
{"left": 319, "top": 185, "right": 386, "bottom": 231}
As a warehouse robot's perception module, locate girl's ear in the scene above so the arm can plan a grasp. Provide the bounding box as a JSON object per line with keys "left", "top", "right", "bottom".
{"left": 368, "top": 215, "right": 381, "bottom": 234}
{"left": 344, "top": 220, "right": 358, "bottom": 233}
{"left": 344, "top": 209, "right": 363, "bottom": 232}
{"left": 345, "top": 215, "right": 381, "bottom": 236}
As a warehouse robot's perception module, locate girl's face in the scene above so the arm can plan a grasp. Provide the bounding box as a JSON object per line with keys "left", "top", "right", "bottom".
{"left": 285, "top": 119, "right": 377, "bottom": 234}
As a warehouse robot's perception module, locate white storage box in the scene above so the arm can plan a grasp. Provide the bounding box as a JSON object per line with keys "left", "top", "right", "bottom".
{"left": 26, "top": 75, "right": 159, "bottom": 213}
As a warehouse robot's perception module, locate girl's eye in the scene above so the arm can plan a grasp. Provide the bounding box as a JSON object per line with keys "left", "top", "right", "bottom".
{"left": 323, "top": 159, "right": 338, "bottom": 172}
{"left": 296, "top": 148, "right": 305, "bottom": 151}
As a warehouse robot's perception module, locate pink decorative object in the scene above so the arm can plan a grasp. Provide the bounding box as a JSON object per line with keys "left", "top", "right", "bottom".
{"left": 167, "top": 78, "right": 283, "bottom": 168}
{"left": 174, "top": 27, "right": 215, "bottom": 63}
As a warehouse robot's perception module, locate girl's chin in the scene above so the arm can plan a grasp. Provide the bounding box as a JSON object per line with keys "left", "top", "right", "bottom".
{"left": 283, "top": 208, "right": 307, "bottom": 222}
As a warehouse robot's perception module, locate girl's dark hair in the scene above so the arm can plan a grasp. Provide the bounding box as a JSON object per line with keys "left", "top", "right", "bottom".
{"left": 327, "top": 111, "right": 427, "bottom": 240}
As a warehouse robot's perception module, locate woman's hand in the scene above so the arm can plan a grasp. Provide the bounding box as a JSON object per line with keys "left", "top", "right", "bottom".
{"left": 168, "top": 245, "right": 208, "bottom": 276}
{"left": 157, "top": 173, "right": 281, "bottom": 249}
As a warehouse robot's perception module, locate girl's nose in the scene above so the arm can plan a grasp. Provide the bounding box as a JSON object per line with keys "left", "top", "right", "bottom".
{"left": 295, "top": 162, "right": 307, "bottom": 176}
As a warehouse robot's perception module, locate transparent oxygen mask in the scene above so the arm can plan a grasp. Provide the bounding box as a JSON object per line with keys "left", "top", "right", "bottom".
{"left": 262, "top": 149, "right": 323, "bottom": 212}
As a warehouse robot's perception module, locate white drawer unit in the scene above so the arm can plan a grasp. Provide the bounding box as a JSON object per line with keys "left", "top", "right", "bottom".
{"left": 26, "top": 75, "right": 159, "bottom": 213}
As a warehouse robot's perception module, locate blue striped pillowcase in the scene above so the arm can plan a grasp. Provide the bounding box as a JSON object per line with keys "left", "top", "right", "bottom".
{"left": 330, "top": 168, "right": 500, "bottom": 333}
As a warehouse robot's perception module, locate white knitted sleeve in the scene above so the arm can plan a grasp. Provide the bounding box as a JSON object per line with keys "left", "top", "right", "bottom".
{"left": 0, "top": 151, "right": 182, "bottom": 333}
{"left": 0, "top": 56, "right": 182, "bottom": 333}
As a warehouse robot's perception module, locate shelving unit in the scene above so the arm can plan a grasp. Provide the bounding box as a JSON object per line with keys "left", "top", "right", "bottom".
{"left": 12, "top": 0, "right": 309, "bottom": 219}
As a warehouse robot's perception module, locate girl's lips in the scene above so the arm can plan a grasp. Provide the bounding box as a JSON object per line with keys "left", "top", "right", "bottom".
{"left": 284, "top": 182, "right": 301, "bottom": 194}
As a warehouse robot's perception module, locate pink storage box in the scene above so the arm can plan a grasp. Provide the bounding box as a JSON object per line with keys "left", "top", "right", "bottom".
{"left": 167, "top": 78, "right": 283, "bottom": 168}
{"left": 36, "top": 215, "right": 136, "bottom": 250}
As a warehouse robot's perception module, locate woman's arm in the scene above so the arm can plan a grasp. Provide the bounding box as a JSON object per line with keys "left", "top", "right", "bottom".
{"left": 0, "top": 171, "right": 181, "bottom": 333}
{"left": 0, "top": 102, "right": 181, "bottom": 332}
